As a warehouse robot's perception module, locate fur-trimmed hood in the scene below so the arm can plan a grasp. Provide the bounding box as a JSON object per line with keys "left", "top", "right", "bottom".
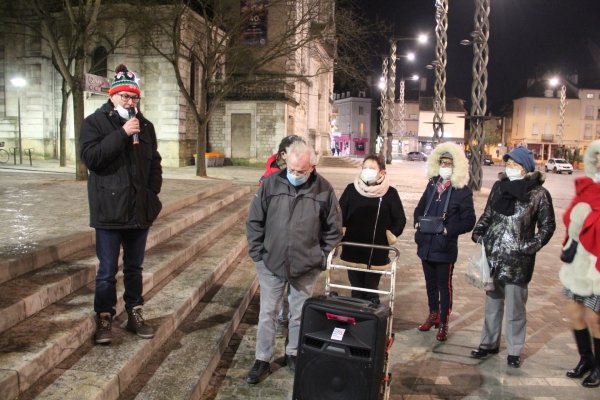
{"left": 496, "top": 170, "right": 547, "bottom": 184}
{"left": 584, "top": 139, "right": 600, "bottom": 178}
{"left": 427, "top": 142, "right": 469, "bottom": 188}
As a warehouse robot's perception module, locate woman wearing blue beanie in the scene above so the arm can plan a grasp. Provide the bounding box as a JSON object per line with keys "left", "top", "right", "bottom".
{"left": 469, "top": 146, "right": 556, "bottom": 368}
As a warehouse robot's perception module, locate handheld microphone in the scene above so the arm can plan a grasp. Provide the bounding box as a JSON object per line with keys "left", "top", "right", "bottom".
{"left": 129, "top": 108, "right": 139, "bottom": 145}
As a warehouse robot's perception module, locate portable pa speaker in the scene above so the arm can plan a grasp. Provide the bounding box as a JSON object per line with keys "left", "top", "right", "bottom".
{"left": 292, "top": 294, "right": 389, "bottom": 400}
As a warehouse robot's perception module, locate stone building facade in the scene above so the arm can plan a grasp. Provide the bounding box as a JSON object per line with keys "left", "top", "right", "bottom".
{"left": 0, "top": 1, "right": 334, "bottom": 166}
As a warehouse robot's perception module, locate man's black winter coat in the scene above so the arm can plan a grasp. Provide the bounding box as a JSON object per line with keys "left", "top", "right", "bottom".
{"left": 80, "top": 100, "right": 162, "bottom": 229}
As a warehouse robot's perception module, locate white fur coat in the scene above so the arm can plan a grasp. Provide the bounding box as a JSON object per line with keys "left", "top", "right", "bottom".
{"left": 559, "top": 139, "right": 600, "bottom": 296}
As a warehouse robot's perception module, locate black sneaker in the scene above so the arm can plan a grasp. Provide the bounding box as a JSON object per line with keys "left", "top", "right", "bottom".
{"left": 285, "top": 354, "right": 297, "bottom": 372}
{"left": 246, "top": 360, "right": 270, "bottom": 384}
{"left": 126, "top": 306, "right": 155, "bottom": 339}
{"left": 507, "top": 355, "right": 521, "bottom": 368}
{"left": 95, "top": 313, "right": 113, "bottom": 344}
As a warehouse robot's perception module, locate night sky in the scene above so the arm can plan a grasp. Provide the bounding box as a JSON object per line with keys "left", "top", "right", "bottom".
{"left": 355, "top": 0, "right": 600, "bottom": 110}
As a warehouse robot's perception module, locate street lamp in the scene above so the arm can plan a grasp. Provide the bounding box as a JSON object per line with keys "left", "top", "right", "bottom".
{"left": 11, "top": 77, "right": 26, "bottom": 165}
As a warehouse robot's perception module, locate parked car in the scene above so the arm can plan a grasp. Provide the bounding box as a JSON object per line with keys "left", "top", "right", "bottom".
{"left": 545, "top": 158, "right": 573, "bottom": 174}
{"left": 483, "top": 157, "right": 494, "bottom": 166}
{"left": 406, "top": 151, "right": 428, "bottom": 161}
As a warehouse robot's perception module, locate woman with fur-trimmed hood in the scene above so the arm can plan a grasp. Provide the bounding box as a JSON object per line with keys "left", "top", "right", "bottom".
{"left": 470, "top": 146, "right": 556, "bottom": 369}
{"left": 414, "top": 143, "right": 476, "bottom": 342}
{"left": 560, "top": 139, "right": 600, "bottom": 388}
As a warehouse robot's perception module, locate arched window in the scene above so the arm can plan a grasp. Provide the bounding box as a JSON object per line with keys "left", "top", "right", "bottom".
{"left": 91, "top": 46, "right": 108, "bottom": 77}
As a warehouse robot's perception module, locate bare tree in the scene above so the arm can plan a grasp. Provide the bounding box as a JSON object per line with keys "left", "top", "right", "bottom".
{"left": 2, "top": 1, "right": 130, "bottom": 180}
{"left": 131, "top": 0, "right": 373, "bottom": 176}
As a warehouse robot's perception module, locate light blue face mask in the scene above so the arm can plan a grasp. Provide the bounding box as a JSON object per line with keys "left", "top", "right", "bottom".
{"left": 287, "top": 170, "right": 308, "bottom": 186}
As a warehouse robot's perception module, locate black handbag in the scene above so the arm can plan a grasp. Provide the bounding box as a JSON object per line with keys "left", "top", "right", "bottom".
{"left": 418, "top": 185, "right": 452, "bottom": 235}
{"left": 560, "top": 237, "right": 578, "bottom": 263}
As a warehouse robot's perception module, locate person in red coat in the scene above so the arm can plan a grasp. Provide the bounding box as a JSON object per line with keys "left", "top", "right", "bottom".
{"left": 258, "top": 135, "right": 305, "bottom": 186}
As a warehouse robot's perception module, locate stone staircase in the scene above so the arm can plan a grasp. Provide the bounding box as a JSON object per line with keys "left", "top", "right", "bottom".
{"left": 0, "top": 182, "right": 258, "bottom": 400}
{"left": 317, "top": 156, "right": 363, "bottom": 168}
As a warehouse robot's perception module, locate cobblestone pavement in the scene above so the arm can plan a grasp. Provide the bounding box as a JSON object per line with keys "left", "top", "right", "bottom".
{"left": 2, "top": 160, "right": 598, "bottom": 399}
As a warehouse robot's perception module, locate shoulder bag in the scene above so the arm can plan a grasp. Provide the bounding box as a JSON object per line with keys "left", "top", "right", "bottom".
{"left": 418, "top": 185, "right": 452, "bottom": 235}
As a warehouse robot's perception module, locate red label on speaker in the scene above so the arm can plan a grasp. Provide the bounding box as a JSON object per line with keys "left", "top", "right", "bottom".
{"left": 326, "top": 312, "right": 356, "bottom": 325}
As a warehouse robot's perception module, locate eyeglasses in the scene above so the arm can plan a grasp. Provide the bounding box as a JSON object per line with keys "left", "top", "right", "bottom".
{"left": 118, "top": 94, "right": 141, "bottom": 103}
{"left": 439, "top": 161, "right": 454, "bottom": 167}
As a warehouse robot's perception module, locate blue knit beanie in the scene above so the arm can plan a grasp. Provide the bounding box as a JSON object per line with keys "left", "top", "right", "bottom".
{"left": 503, "top": 146, "right": 536, "bottom": 172}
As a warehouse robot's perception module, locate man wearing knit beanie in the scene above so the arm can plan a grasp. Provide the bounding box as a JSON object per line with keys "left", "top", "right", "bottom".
{"left": 503, "top": 146, "right": 536, "bottom": 173}
{"left": 80, "top": 64, "right": 162, "bottom": 345}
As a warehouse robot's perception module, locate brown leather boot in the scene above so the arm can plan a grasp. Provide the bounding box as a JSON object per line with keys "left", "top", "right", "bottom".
{"left": 436, "top": 323, "right": 448, "bottom": 341}
{"left": 418, "top": 312, "right": 440, "bottom": 331}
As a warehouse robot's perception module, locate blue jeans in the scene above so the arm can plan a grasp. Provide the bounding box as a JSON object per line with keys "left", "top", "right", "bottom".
{"left": 94, "top": 228, "right": 149, "bottom": 316}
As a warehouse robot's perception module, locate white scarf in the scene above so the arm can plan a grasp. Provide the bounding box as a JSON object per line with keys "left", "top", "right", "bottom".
{"left": 353, "top": 173, "right": 390, "bottom": 198}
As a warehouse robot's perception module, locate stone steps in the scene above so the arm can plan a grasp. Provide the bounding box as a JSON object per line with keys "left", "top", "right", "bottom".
{"left": 0, "top": 182, "right": 232, "bottom": 286}
{"left": 0, "top": 192, "right": 254, "bottom": 400}
{"left": 317, "top": 156, "right": 362, "bottom": 168}
{"left": 0, "top": 185, "right": 250, "bottom": 335}
{"left": 25, "top": 222, "right": 256, "bottom": 400}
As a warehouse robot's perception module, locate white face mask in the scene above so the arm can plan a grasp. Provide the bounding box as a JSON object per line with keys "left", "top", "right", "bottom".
{"left": 360, "top": 168, "right": 378, "bottom": 184}
{"left": 115, "top": 104, "right": 133, "bottom": 120}
{"left": 506, "top": 168, "right": 524, "bottom": 181}
{"left": 593, "top": 172, "right": 600, "bottom": 183}
{"left": 439, "top": 167, "right": 453, "bottom": 180}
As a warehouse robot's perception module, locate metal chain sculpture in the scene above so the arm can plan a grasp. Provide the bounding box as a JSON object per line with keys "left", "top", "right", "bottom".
{"left": 467, "top": 0, "right": 490, "bottom": 191}
{"left": 379, "top": 57, "right": 388, "bottom": 159}
{"left": 432, "top": 0, "right": 448, "bottom": 148}
{"left": 557, "top": 84, "right": 566, "bottom": 146}
{"left": 398, "top": 79, "right": 406, "bottom": 138}
{"left": 387, "top": 40, "right": 397, "bottom": 164}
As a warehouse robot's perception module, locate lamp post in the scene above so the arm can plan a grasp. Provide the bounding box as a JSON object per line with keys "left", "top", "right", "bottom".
{"left": 10, "top": 77, "right": 26, "bottom": 165}
{"left": 463, "top": 0, "right": 490, "bottom": 191}
{"left": 397, "top": 75, "right": 419, "bottom": 144}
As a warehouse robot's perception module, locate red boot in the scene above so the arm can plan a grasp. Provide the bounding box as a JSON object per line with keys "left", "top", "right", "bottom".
{"left": 436, "top": 323, "right": 448, "bottom": 341}
{"left": 418, "top": 312, "right": 440, "bottom": 331}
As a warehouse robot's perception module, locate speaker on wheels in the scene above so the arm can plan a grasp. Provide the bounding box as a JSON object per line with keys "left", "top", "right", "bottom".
{"left": 292, "top": 295, "right": 389, "bottom": 400}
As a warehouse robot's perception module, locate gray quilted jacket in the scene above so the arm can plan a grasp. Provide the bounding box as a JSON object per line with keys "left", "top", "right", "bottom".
{"left": 472, "top": 171, "right": 556, "bottom": 284}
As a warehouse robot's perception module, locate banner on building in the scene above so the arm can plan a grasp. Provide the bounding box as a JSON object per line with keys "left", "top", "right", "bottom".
{"left": 83, "top": 73, "right": 111, "bottom": 95}
{"left": 240, "top": 0, "right": 269, "bottom": 45}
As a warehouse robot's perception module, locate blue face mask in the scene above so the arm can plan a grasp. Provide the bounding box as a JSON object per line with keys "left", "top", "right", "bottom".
{"left": 287, "top": 170, "right": 308, "bottom": 186}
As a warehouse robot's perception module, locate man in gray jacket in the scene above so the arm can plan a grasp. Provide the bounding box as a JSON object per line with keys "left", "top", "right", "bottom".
{"left": 245, "top": 140, "right": 342, "bottom": 384}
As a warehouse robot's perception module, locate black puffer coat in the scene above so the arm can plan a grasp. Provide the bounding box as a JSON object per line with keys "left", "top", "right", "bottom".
{"left": 80, "top": 100, "right": 162, "bottom": 230}
{"left": 414, "top": 177, "right": 476, "bottom": 263}
{"left": 472, "top": 171, "right": 556, "bottom": 284}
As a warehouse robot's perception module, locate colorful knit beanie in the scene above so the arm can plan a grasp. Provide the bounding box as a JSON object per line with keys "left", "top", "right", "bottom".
{"left": 109, "top": 64, "right": 140, "bottom": 96}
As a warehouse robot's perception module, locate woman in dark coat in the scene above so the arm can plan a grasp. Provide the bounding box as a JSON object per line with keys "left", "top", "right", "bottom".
{"left": 560, "top": 139, "right": 600, "bottom": 387}
{"left": 470, "top": 146, "right": 556, "bottom": 368}
{"left": 414, "top": 143, "right": 476, "bottom": 341}
{"left": 339, "top": 154, "right": 406, "bottom": 300}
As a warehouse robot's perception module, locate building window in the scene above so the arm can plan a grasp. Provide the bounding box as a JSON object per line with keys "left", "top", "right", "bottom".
{"left": 358, "top": 106, "right": 364, "bottom": 115}
{"left": 359, "top": 122, "right": 364, "bottom": 136}
{"left": 90, "top": 46, "right": 108, "bottom": 77}
{"left": 584, "top": 124, "right": 592, "bottom": 139}
{"left": 586, "top": 105, "right": 593, "bottom": 119}
{"left": 587, "top": 93, "right": 594, "bottom": 99}
{"left": 532, "top": 123, "right": 539, "bottom": 135}
{"left": 544, "top": 123, "right": 551, "bottom": 135}
{"left": 545, "top": 106, "right": 551, "bottom": 116}
{"left": 516, "top": 107, "right": 519, "bottom": 118}
{"left": 533, "top": 105, "right": 540, "bottom": 116}
{"left": 598, "top": 108, "right": 600, "bottom": 119}
{"left": 597, "top": 125, "right": 600, "bottom": 139}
